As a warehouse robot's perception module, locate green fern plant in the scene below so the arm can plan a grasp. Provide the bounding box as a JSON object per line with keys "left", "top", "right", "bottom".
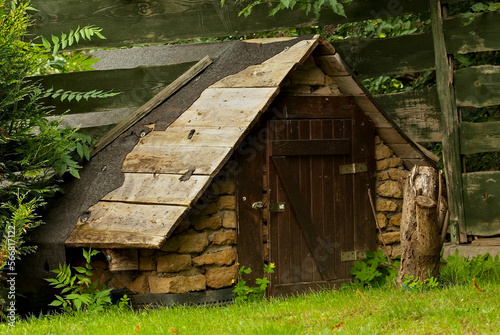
{"left": 41, "top": 88, "right": 121, "bottom": 103}
{"left": 39, "top": 25, "right": 105, "bottom": 56}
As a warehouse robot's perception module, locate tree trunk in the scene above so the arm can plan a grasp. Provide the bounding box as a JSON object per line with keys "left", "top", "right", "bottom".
{"left": 398, "top": 166, "right": 445, "bottom": 284}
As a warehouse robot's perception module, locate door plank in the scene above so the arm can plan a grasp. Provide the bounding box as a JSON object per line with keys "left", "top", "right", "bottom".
{"left": 271, "top": 156, "right": 338, "bottom": 280}
{"left": 270, "top": 139, "right": 350, "bottom": 156}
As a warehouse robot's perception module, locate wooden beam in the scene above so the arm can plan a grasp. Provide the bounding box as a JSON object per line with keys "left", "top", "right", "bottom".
{"left": 430, "top": 0, "right": 466, "bottom": 243}
{"left": 91, "top": 56, "right": 213, "bottom": 156}
{"left": 455, "top": 65, "right": 500, "bottom": 108}
{"left": 28, "top": 0, "right": 429, "bottom": 51}
{"left": 460, "top": 121, "right": 500, "bottom": 155}
{"left": 463, "top": 171, "right": 500, "bottom": 237}
{"left": 445, "top": 11, "right": 500, "bottom": 54}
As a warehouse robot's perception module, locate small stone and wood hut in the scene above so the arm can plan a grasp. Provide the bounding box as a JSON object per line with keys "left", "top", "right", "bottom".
{"left": 20, "top": 35, "right": 436, "bottom": 309}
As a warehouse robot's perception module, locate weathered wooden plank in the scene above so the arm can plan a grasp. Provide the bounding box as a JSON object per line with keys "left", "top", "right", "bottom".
{"left": 92, "top": 57, "right": 213, "bottom": 155}
{"left": 102, "top": 173, "right": 210, "bottom": 206}
{"left": 171, "top": 87, "right": 279, "bottom": 127}
{"left": 460, "top": 121, "right": 500, "bottom": 155}
{"left": 455, "top": 65, "right": 500, "bottom": 108}
{"left": 445, "top": 11, "right": 500, "bottom": 54}
{"left": 65, "top": 202, "right": 188, "bottom": 248}
{"left": 270, "top": 139, "right": 350, "bottom": 156}
{"left": 47, "top": 108, "right": 135, "bottom": 129}
{"left": 333, "top": 76, "right": 365, "bottom": 96}
{"left": 268, "top": 95, "right": 356, "bottom": 119}
{"left": 28, "top": 61, "right": 198, "bottom": 116}
{"left": 122, "top": 145, "right": 232, "bottom": 176}
{"left": 314, "top": 54, "right": 350, "bottom": 76}
{"left": 103, "top": 249, "right": 139, "bottom": 272}
{"left": 211, "top": 62, "right": 296, "bottom": 88}
{"left": 332, "top": 32, "right": 435, "bottom": 79}
{"left": 463, "top": 171, "right": 500, "bottom": 236}
{"left": 430, "top": 0, "right": 466, "bottom": 243}
{"left": 29, "top": 0, "right": 429, "bottom": 51}
{"left": 263, "top": 38, "right": 318, "bottom": 65}
{"left": 137, "top": 126, "right": 246, "bottom": 148}
{"left": 376, "top": 127, "right": 408, "bottom": 144}
{"left": 374, "top": 87, "right": 442, "bottom": 142}
{"left": 389, "top": 143, "right": 425, "bottom": 159}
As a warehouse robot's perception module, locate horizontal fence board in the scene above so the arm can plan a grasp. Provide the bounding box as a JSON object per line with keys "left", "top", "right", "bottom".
{"left": 463, "top": 171, "right": 500, "bottom": 236}
{"left": 374, "top": 87, "right": 442, "bottom": 142}
{"left": 445, "top": 11, "right": 500, "bottom": 54}
{"left": 455, "top": 65, "right": 500, "bottom": 108}
{"left": 332, "top": 32, "right": 435, "bottom": 79}
{"left": 30, "top": 61, "right": 198, "bottom": 116}
{"left": 460, "top": 121, "right": 500, "bottom": 155}
{"left": 28, "top": 0, "right": 429, "bottom": 51}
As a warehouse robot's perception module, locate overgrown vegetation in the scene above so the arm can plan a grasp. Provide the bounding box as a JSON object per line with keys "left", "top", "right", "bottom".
{"left": 3, "top": 253, "right": 500, "bottom": 334}
{"left": 233, "top": 263, "right": 274, "bottom": 303}
{"left": 0, "top": 0, "right": 110, "bottom": 295}
{"left": 46, "top": 249, "right": 129, "bottom": 313}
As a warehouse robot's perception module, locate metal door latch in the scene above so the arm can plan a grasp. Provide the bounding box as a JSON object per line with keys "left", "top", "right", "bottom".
{"left": 252, "top": 202, "right": 286, "bottom": 212}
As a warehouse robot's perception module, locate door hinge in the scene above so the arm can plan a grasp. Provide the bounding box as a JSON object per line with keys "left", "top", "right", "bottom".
{"left": 341, "top": 251, "right": 366, "bottom": 262}
{"left": 340, "top": 163, "right": 367, "bottom": 175}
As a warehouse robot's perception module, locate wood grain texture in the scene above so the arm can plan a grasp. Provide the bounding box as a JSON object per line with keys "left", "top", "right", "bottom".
{"left": 102, "top": 173, "right": 210, "bottom": 206}
{"left": 92, "top": 56, "right": 213, "bottom": 156}
{"left": 65, "top": 202, "right": 188, "bottom": 248}
{"left": 463, "top": 171, "right": 500, "bottom": 236}
{"left": 333, "top": 76, "right": 365, "bottom": 96}
{"left": 103, "top": 249, "right": 139, "bottom": 272}
{"left": 211, "top": 62, "right": 296, "bottom": 88}
{"left": 445, "top": 11, "right": 500, "bottom": 54}
{"left": 136, "top": 126, "right": 247, "bottom": 148}
{"left": 30, "top": 61, "right": 198, "bottom": 116}
{"left": 122, "top": 145, "right": 232, "bottom": 175}
{"left": 171, "top": 87, "right": 279, "bottom": 127}
{"left": 270, "top": 139, "right": 350, "bottom": 156}
{"left": 314, "top": 54, "right": 350, "bottom": 76}
{"left": 455, "top": 65, "right": 500, "bottom": 108}
{"left": 460, "top": 121, "right": 500, "bottom": 155}
{"left": 29, "top": 1, "right": 428, "bottom": 50}
{"left": 430, "top": 0, "right": 466, "bottom": 243}
{"left": 263, "top": 38, "right": 318, "bottom": 65}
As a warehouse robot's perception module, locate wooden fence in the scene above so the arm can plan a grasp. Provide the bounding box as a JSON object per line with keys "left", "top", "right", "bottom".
{"left": 28, "top": 0, "right": 500, "bottom": 241}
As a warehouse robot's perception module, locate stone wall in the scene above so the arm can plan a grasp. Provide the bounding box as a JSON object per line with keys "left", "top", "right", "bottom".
{"left": 374, "top": 135, "right": 409, "bottom": 259}
{"left": 91, "top": 166, "right": 238, "bottom": 295}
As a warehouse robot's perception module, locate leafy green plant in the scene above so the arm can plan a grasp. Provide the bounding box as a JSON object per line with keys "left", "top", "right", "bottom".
{"left": 462, "top": 1, "right": 500, "bottom": 26}
{"left": 41, "top": 88, "right": 121, "bottom": 103}
{"left": 346, "top": 250, "right": 399, "bottom": 288}
{"left": 222, "top": 0, "right": 352, "bottom": 18}
{"left": 401, "top": 274, "right": 439, "bottom": 292}
{"left": 45, "top": 249, "right": 128, "bottom": 313}
{"left": 440, "top": 250, "right": 500, "bottom": 286}
{"left": 233, "top": 263, "right": 275, "bottom": 303}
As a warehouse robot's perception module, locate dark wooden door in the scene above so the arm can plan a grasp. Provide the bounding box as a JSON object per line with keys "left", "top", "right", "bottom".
{"left": 266, "top": 100, "right": 376, "bottom": 296}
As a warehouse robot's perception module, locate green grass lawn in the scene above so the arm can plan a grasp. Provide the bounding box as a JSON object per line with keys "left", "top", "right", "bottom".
{"left": 4, "top": 280, "right": 500, "bottom": 334}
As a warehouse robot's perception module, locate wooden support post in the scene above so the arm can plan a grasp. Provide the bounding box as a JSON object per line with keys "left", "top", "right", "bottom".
{"left": 430, "top": 0, "right": 467, "bottom": 243}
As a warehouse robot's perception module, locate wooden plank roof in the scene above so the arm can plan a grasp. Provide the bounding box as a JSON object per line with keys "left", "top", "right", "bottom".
{"left": 65, "top": 35, "right": 434, "bottom": 249}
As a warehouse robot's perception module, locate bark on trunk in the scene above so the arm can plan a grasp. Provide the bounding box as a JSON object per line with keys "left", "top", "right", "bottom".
{"left": 398, "top": 166, "right": 445, "bottom": 284}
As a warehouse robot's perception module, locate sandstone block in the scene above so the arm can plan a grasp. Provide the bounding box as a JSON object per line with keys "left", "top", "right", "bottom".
{"left": 375, "top": 144, "right": 393, "bottom": 160}
{"left": 197, "top": 202, "right": 218, "bottom": 216}
{"left": 161, "top": 231, "right": 209, "bottom": 253}
{"left": 217, "top": 195, "right": 236, "bottom": 210}
{"left": 222, "top": 211, "right": 237, "bottom": 228}
{"left": 192, "top": 248, "right": 236, "bottom": 267}
{"left": 377, "top": 232, "right": 400, "bottom": 245}
{"left": 389, "top": 214, "right": 402, "bottom": 227}
{"left": 109, "top": 272, "right": 133, "bottom": 289}
{"left": 391, "top": 244, "right": 402, "bottom": 258}
{"left": 149, "top": 275, "right": 206, "bottom": 294}
{"left": 377, "top": 172, "right": 389, "bottom": 181}
{"left": 139, "top": 256, "right": 156, "bottom": 271}
{"left": 157, "top": 254, "right": 192, "bottom": 273}
{"left": 209, "top": 177, "right": 235, "bottom": 195}
{"left": 129, "top": 275, "right": 149, "bottom": 294}
{"left": 377, "top": 181, "right": 403, "bottom": 198}
{"left": 376, "top": 200, "right": 398, "bottom": 212}
{"left": 206, "top": 265, "right": 238, "bottom": 289}
{"left": 376, "top": 213, "right": 387, "bottom": 229}
{"left": 140, "top": 249, "right": 156, "bottom": 257}
{"left": 212, "top": 231, "right": 237, "bottom": 245}
{"left": 192, "top": 215, "right": 222, "bottom": 231}
{"left": 376, "top": 158, "right": 402, "bottom": 171}
{"left": 99, "top": 270, "right": 112, "bottom": 286}
{"left": 388, "top": 168, "right": 409, "bottom": 181}
{"left": 375, "top": 136, "right": 381, "bottom": 144}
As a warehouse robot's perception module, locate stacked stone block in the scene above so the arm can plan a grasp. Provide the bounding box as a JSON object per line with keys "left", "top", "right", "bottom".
{"left": 96, "top": 168, "right": 238, "bottom": 295}
{"left": 374, "top": 135, "right": 409, "bottom": 258}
